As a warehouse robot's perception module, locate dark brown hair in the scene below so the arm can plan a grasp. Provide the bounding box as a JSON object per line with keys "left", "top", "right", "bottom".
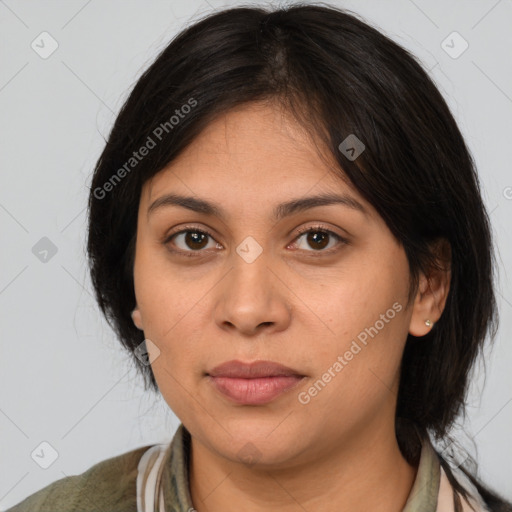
{"left": 86, "top": 4, "right": 510, "bottom": 509}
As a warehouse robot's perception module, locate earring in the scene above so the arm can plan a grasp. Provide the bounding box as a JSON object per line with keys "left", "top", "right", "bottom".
{"left": 425, "top": 319, "right": 433, "bottom": 328}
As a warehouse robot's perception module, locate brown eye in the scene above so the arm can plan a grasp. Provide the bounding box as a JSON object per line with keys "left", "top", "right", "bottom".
{"left": 305, "top": 231, "right": 330, "bottom": 250}
{"left": 165, "top": 228, "right": 219, "bottom": 254}
{"left": 182, "top": 231, "right": 209, "bottom": 250}
{"left": 164, "top": 224, "right": 348, "bottom": 258}
{"left": 293, "top": 227, "right": 348, "bottom": 253}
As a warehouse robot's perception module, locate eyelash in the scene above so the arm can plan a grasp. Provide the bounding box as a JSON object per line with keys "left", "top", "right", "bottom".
{"left": 163, "top": 224, "right": 349, "bottom": 258}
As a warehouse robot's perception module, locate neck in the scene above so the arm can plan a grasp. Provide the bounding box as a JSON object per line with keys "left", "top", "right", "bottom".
{"left": 188, "top": 421, "right": 418, "bottom": 512}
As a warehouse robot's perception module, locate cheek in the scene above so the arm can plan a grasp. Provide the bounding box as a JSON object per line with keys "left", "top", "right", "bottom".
{"left": 133, "top": 246, "right": 201, "bottom": 337}
{"left": 150, "top": 359, "right": 204, "bottom": 427}
{"left": 301, "top": 315, "right": 407, "bottom": 434}
{"left": 305, "top": 271, "right": 402, "bottom": 346}
{"left": 145, "top": 314, "right": 205, "bottom": 417}
{"left": 301, "top": 266, "right": 409, "bottom": 403}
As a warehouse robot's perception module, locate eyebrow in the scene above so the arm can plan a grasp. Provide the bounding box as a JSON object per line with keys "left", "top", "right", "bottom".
{"left": 147, "top": 192, "right": 368, "bottom": 221}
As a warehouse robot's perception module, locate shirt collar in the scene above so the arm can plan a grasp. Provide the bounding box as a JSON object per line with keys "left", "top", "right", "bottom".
{"left": 402, "top": 434, "right": 441, "bottom": 511}
{"left": 160, "top": 423, "right": 441, "bottom": 512}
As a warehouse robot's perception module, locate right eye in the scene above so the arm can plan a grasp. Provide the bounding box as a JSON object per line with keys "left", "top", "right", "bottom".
{"left": 164, "top": 226, "right": 222, "bottom": 256}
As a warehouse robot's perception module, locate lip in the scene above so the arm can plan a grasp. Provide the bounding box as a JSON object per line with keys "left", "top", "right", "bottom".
{"left": 206, "top": 360, "right": 305, "bottom": 405}
{"left": 208, "top": 360, "right": 303, "bottom": 378}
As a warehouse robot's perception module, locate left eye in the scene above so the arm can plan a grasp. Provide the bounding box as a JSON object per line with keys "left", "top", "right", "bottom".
{"left": 291, "top": 227, "right": 346, "bottom": 253}
{"left": 164, "top": 226, "right": 347, "bottom": 255}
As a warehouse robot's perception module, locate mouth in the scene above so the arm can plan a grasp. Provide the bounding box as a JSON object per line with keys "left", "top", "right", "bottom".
{"left": 206, "top": 360, "right": 306, "bottom": 405}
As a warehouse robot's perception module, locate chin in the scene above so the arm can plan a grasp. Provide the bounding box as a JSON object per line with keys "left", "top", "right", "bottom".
{"left": 209, "top": 423, "right": 308, "bottom": 469}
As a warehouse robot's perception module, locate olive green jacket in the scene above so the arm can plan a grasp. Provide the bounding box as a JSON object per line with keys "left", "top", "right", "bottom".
{"left": 6, "top": 424, "right": 490, "bottom": 512}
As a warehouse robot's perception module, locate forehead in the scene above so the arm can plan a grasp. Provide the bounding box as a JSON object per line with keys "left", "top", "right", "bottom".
{"left": 144, "top": 101, "right": 359, "bottom": 205}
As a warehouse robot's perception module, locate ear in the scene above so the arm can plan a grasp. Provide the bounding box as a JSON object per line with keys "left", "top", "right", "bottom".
{"left": 409, "top": 238, "right": 451, "bottom": 337}
{"left": 131, "top": 305, "right": 144, "bottom": 331}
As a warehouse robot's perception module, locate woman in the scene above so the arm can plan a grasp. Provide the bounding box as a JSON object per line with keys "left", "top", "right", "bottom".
{"left": 8, "top": 4, "right": 511, "bottom": 511}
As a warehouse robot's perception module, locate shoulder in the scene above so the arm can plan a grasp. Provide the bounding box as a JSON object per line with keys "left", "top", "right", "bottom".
{"left": 6, "top": 444, "right": 153, "bottom": 512}
{"left": 439, "top": 465, "right": 510, "bottom": 512}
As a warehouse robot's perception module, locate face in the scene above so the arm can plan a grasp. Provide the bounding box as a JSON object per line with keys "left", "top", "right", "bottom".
{"left": 131, "top": 101, "right": 434, "bottom": 469}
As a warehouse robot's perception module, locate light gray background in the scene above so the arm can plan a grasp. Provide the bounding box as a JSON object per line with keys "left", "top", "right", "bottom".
{"left": 1, "top": 0, "right": 511, "bottom": 508}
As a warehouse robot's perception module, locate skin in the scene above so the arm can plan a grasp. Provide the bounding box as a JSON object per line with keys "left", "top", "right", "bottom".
{"left": 131, "top": 100, "right": 451, "bottom": 512}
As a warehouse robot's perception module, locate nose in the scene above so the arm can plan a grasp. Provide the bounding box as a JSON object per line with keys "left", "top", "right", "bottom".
{"left": 213, "top": 248, "right": 292, "bottom": 337}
